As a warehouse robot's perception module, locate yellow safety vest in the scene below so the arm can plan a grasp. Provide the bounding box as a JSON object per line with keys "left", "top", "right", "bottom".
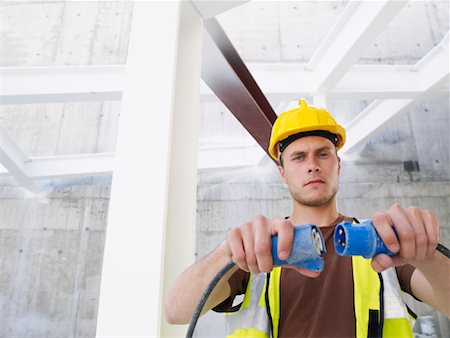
{"left": 225, "top": 257, "right": 415, "bottom": 338}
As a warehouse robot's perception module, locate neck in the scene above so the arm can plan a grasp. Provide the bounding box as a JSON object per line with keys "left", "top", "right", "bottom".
{"left": 289, "top": 198, "right": 340, "bottom": 227}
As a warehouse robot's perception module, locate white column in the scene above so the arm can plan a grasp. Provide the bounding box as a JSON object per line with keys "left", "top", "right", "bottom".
{"left": 95, "top": 1, "right": 191, "bottom": 336}
{"left": 160, "top": 1, "right": 202, "bottom": 337}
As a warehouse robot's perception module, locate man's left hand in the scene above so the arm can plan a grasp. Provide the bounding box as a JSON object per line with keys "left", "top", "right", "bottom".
{"left": 370, "top": 204, "right": 440, "bottom": 272}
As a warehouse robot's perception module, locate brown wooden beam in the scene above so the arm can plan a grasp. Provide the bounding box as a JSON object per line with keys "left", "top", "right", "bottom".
{"left": 202, "top": 17, "right": 277, "bottom": 160}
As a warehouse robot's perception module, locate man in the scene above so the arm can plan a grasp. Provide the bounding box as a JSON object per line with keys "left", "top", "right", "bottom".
{"left": 165, "top": 99, "right": 449, "bottom": 337}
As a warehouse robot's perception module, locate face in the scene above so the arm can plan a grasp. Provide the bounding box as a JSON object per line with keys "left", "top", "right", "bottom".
{"left": 278, "top": 136, "right": 341, "bottom": 207}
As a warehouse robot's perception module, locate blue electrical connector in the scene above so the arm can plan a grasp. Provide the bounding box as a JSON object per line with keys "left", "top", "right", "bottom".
{"left": 272, "top": 224, "right": 326, "bottom": 271}
{"left": 334, "top": 220, "right": 397, "bottom": 258}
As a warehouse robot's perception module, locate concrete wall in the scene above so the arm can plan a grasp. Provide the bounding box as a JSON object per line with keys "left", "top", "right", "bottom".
{"left": 0, "top": 178, "right": 111, "bottom": 337}
{"left": 1, "top": 1, "right": 449, "bottom": 337}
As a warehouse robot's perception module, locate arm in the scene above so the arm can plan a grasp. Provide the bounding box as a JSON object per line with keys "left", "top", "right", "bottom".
{"left": 410, "top": 252, "right": 450, "bottom": 317}
{"left": 165, "top": 216, "right": 315, "bottom": 324}
{"left": 165, "top": 240, "right": 237, "bottom": 324}
{"left": 370, "top": 204, "right": 450, "bottom": 318}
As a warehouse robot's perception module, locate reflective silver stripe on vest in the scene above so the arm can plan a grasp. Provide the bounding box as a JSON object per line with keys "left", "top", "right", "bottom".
{"left": 225, "top": 273, "right": 270, "bottom": 336}
{"left": 381, "top": 267, "right": 415, "bottom": 325}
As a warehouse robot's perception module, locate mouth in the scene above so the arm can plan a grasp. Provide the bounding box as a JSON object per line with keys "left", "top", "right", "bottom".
{"left": 305, "top": 179, "right": 325, "bottom": 186}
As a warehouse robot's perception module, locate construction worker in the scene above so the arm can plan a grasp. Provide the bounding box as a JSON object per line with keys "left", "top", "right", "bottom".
{"left": 165, "top": 99, "right": 450, "bottom": 337}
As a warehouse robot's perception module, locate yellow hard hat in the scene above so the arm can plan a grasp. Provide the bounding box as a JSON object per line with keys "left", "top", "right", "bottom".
{"left": 268, "top": 99, "right": 346, "bottom": 160}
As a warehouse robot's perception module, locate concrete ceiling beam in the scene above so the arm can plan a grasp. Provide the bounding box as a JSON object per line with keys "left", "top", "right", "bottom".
{"left": 0, "top": 152, "right": 115, "bottom": 179}
{"left": 198, "top": 143, "right": 264, "bottom": 170}
{"left": 306, "top": 0, "right": 408, "bottom": 93}
{"left": 191, "top": 0, "right": 249, "bottom": 20}
{"left": 1, "top": 65, "right": 124, "bottom": 104}
{"left": 342, "top": 32, "right": 450, "bottom": 154}
{"left": 0, "top": 123, "right": 40, "bottom": 192}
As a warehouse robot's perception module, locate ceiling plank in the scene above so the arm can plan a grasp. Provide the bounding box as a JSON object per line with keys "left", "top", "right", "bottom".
{"left": 1, "top": 66, "right": 123, "bottom": 104}
{"left": 0, "top": 123, "right": 40, "bottom": 192}
{"left": 191, "top": 0, "right": 249, "bottom": 20}
{"left": 198, "top": 144, "right": 264, "bottom": 170}
{"left": 342, "top": 33, "right": 450, "bottom": 154}
{"left": 202, "top": 17, "right": 277, "bottom": 159}
{"left": 0, "top": 152, "right": 115, "bottom": 179}
{"left": 306, "top": 0, "right": 408, "bottom": 93}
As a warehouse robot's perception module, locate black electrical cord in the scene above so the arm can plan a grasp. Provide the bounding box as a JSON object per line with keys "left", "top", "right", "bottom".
{"left": 437, "top": 243, "right": 450, "bottom": 259}
{"left": 186, "top": 260, "right": 236, "bottom": 338}
{"left": 185, "top": 243, "right": 450, "bottom": 337}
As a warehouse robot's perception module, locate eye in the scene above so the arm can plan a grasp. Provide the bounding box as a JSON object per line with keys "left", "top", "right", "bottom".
{"left": 319, "top": 152, "right": 331, "bottom": 159}
{"left": 293, "top": 154, "right": 304, "bottom": 161}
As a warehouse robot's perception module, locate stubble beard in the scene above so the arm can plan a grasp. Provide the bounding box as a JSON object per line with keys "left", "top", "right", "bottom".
{"left": 289, "top": 180, "right": 339, "bottom": 207}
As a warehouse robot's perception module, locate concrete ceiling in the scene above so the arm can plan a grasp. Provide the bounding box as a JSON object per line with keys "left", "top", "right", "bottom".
{"left": 1, "top": 0, "right": 449, "bottom": 191}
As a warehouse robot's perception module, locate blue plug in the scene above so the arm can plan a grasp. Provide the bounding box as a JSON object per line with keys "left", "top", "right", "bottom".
{"left": 272, "top": 224, "right": 326, "bottom": 272}
{"left": 334, "top": 220, "right": 398, "bottom": 258}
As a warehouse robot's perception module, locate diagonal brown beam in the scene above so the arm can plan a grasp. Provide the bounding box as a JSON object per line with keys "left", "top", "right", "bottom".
{"left": 202, "top": 17, "right": 277, "bottom": 160}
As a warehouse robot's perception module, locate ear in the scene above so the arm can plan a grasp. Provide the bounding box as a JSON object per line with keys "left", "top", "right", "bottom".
{"left": 337, "top": 156, "right": 341, "bottom": 175}
{"left": 278, "top": 164, "right": 287, "bottom": 183}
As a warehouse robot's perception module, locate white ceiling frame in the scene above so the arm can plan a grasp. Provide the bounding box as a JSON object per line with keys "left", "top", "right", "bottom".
{"left": 5, "top": 63, "right": 448, "bottom": 105}
{"left": 198, "top": 143, "right": 265, "bottom": 170}
{"left": 0, "top": 152, "right": 115, "bottom": 179}
{"left": 0, "top": 123, "right": 40, "bottom": 191}
{"left": 342, "top": 33, "right": 450, "bottom": 154}
{"left": 306, "top": 0, "right": 408, "bottom": 93}
{"left": 1, "top": 65, "right": 124, "bottom": 104}
{"left": 191, "top": 0, "right": 249, "bottom": 20}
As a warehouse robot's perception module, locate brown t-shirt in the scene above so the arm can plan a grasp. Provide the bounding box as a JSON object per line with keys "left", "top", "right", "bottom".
{"left": 214, "top": 218, "right": 416, "bottom": 338}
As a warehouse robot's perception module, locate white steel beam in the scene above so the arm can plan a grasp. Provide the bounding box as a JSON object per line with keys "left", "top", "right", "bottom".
{"left": 198, "top": 143, "right": 265, "bottom": 170}
{"left": 4, "top": 60, "right": 449, "bottom": 105}
{"left": 0, "top": 152, "right": 115, "bottom": 179}
{"left": 343, "top": 78, "right": 449, "bottom": 155}
{"left": 306, "top": 0, "right": 408, "bottom": 93}
{"left": 342, "top": 33, "right": 450, "bottom": 154}
{"left": 1, "top": 65, "right": 124, "bottom": 104}
{"left": 160, "top": 1, "right": 201, "bottom": 336}
{"left": 191, "top": 0, "right": 249, "bottom": 20}
{"left": 96, "top": 1, "right": 201, "bottom": 337}
{"left": 0, "top": 123, "right": 40, "bottom": 192}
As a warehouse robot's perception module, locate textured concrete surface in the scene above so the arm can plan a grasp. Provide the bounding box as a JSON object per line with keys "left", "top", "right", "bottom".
{"left": 1, "top": 1, "right": 449, "bottom": 337}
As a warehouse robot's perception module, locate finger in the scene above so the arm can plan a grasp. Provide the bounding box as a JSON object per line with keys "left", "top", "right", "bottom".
{"left": 371, "top": 254, "right": 395, "bottom": 272}
{"left": 271, "top": 218, "right": 294, "bottom": 260}
{"left": 422, "top": 210, "right": 440, "bottom": 257}
{"left": 387, "top": 204, "right": 416, "bottom": 261}
{"left": 372, "top": 210, "right": 399, "bottom": 253}
{"left": 254, "top": 215, "right": 273, "bottom": 273}
{"left": 405, "top": 207, "right": 428, "bottom": 261}
{"left": 227, "top": 227, "right": 249, "bottom": 272}
{"left": 240, "top": 222, "right": 260, "bottom": 274}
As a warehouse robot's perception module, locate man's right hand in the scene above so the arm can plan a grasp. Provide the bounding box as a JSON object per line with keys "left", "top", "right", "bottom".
{"left": 225, "top": 215, "right": 320, "bottom": 277}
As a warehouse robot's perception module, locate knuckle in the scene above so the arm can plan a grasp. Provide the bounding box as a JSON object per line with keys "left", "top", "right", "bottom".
{"left": 254, "top": 241, "right": 270, "bottom": 256}
{"left": 390, "top": 203, "right": 402, "bottom": 211}
{"left": 407, "top": 206, "right": 420, "bottom": 216}
{"left": 429, "top": 235, "right": 439, "bottom": 248}
{"left": 415, "top": 233, "right": 428, "bottom": 247}
{"left": 254, "top": 214, "right": 266, "bottom": 223}
{"left": 227, "top": 227, "right": 239, "bottom": 240}
{"left": 402, "top": 231, "right": 415, "bottom": 242}
{"left": 372, "top": 211, "right": 386, "bottom": 223}
{"left": 246, "top": 254, "right": 257, "bottom": 267}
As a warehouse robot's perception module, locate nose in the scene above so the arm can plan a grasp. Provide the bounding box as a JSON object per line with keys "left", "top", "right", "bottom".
{"left": 307, "top": 158, "right": 321, "bottom": 173}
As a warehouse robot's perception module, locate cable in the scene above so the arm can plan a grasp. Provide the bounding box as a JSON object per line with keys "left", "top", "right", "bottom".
{"left": 185, "top": 243, "right": 450, "bottom": 337}
{"left": 437, "top": 243, "right": 450, "bottom": 259}
{"left": 186, "top": 260, "right": 236, "bottom": 338}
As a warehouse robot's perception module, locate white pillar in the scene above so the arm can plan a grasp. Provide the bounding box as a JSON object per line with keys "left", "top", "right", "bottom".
{"left": 96, "top": 1, "right": 200, "bottom": 336}
{"left": 160, "top": 1, "right": 202, "bottom": 336}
